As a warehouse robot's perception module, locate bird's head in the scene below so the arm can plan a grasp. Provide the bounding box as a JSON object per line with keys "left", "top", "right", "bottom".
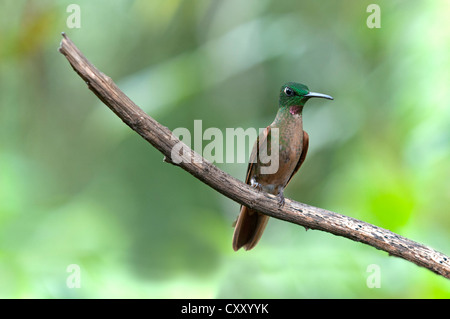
{"left": 279, "top": 82, "right": 333, "bottom": 115}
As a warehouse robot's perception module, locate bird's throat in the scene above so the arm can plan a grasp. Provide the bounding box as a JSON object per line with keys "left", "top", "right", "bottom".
{"left": 289, "top": 105, "right": 301, "bottom": 115}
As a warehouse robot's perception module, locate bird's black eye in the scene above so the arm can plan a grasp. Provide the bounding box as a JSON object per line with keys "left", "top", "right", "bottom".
{"left": 284, "top": 87, "right": 295, "bottom": 96}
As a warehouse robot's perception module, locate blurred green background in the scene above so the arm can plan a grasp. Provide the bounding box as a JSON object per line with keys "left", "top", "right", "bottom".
{"left": 0, "top": 0, "right": 449, "bottom": 298}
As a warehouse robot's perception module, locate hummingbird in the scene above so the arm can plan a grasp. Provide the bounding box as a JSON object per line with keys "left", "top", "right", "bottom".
{"left": 232, "top": 82, "right": 333, "bottom": 251}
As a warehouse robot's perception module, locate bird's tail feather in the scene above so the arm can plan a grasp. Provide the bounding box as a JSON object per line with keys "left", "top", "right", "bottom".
{"left": 232, "top": 206, "right": 269, "bottom": 251}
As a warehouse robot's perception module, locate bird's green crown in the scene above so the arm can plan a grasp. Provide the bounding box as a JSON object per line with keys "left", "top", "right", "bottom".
{"left": 279, "top": 82, "right": 310, "bottom": 108}
{"left": 279, "top": 82, "right": 333, "bottom": 109}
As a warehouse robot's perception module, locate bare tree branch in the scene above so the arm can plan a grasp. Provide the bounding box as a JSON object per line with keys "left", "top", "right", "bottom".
{"left": 58, "top": 32, "right": 450, "bottom": 280}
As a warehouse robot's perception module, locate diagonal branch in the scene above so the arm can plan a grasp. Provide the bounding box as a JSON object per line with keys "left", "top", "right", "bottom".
{"left": 58, "top": 33, "right": 450, "bottom": 280}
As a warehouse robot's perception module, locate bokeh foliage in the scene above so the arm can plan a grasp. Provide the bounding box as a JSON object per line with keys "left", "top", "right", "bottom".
{"left": 0, "top": 0, "right": 449, "bottom": 298}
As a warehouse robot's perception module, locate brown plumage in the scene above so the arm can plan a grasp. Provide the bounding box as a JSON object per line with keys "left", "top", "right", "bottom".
{"left": 232, "top": 126, "right": 309, "bottom": 251}
{"left": 232, "top": 82, "right": 332, "bottom": 251}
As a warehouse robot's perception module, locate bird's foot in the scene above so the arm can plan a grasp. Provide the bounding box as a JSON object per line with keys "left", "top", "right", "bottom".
{"left": 277, "top": 191, "right": 285, "bottom": 207}
{"left": 250, "top": 178, "right": 263, "bottom": 191}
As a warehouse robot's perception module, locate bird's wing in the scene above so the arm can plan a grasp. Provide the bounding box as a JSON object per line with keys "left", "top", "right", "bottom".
{"left": 244, "top": 125, "right": 271, "bottom": 184}
{"left": 232, "top": 126, "right": 271, "bottom": 251}
{"left": 286, "top": 130, "right": 309, "bottom": 186}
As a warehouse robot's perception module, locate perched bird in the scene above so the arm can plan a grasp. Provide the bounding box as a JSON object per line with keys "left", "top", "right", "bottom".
{"left": 232, "top": 82, "right": 333, "bottom": 251}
